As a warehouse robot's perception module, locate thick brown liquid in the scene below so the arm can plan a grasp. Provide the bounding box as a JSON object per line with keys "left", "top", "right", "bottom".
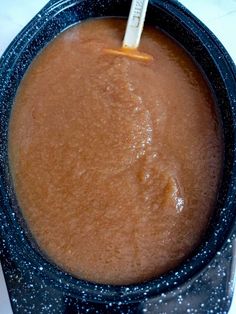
{"left": 9, "top": 19, "right": 222, "bottom": 285}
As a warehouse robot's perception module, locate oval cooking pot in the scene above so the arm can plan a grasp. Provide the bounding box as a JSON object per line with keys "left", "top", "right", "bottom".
{"left": 0, "top": 0, "right": 236, "bottom": 311}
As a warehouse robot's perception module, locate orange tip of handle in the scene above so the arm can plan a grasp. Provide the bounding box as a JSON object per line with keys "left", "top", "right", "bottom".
{"left": 104, "top": 47, "right": 153, "bottom": 62}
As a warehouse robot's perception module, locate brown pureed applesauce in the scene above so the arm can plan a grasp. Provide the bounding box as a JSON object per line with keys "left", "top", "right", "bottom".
{"left": 9, "top": 19, "right": 222, "bottom": 285}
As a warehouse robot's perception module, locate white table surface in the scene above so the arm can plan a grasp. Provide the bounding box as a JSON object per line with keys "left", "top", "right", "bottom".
{"left": 0, "top": 1, "right": 235, "bottom": 313}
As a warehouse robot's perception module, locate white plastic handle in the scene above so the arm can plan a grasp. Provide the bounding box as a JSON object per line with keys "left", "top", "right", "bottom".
{"left": 123, "top": 0, "right": 149, "bottom": 49}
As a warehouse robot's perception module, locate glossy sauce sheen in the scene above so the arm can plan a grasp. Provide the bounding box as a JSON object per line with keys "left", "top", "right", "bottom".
{"left": 9, "top": 19, "right": 222, "bottom": 285}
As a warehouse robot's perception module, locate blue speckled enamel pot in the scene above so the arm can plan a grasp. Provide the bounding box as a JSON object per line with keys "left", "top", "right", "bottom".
{"left": 0, "top": 0, "right": 236, "bottom": 313}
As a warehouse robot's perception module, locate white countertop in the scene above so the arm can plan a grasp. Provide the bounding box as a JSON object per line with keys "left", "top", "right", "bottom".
{"left": 0, "top": 1, "right": 235, "bottom": 313}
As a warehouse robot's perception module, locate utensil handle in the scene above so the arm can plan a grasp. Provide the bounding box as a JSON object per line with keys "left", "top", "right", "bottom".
{"left": 123, "top": 0, "right": 149, "bottom": 49}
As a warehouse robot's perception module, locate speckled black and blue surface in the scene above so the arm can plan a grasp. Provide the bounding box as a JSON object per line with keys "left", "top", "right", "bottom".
{"left": 0, "top": 0, "right": 236, "bottom": 313}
